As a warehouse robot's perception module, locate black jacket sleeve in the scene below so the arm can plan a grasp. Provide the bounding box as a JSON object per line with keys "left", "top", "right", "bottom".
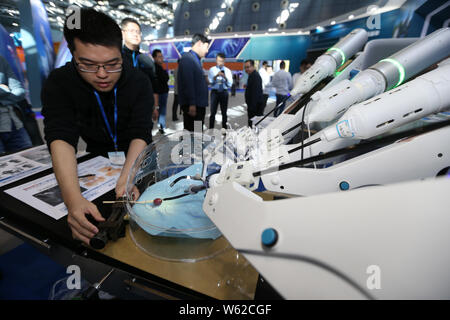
{"left": 136, "top": 53, "right": 157, "bottom": 92}
{"left": 125, "top": 74, "right": 154, "bottom": 145}
{"left": 246, "top": 72, "right": 263, "bottom": 110}
{"left": 178, "top": 57, "right": 197, "bottom": 106}
{"left": 153, "top": 64, "right": 163, "bottom": 94}
{"left": 41, "top": 71, "right": 80, "bottom": 151}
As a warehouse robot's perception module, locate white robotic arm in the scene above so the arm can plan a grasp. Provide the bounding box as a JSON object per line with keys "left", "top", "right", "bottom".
{"left": 200, "top": 30, "right": 450, "bottom": 301}
{"left": 286, "top": 60, "right": 450, "bottom": 162}
{"left": 211, "top": 61, "right": 450, "bottom": 196}
{"left": 304, "top": 27, "right": 450, "bottom": 124}
{"left": 263, "top": 28, "right": 450, "bottom": 149}
{"left": 203, "top": 177, "right": 450, "bottom": 299}
{"left": 256, "top": 28, "right": 369, "bottom": 147}
{"left": 290, "top": 28, "right": 368, "bottom": 96}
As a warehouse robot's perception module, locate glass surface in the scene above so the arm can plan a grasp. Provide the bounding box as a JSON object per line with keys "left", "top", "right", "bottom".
{"left": 125, "top": 131, "right": 233, "bottom": 262}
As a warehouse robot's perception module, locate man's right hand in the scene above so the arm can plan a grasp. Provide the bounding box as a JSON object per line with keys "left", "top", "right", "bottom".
{"left": 188, "top": 105, "right": 196, "bottom": 117}
{"left": 66, "top": 196, "right": 105, "bottom": 245}
{"left": 152, "top": 108, "right": 159, "bottom": 121}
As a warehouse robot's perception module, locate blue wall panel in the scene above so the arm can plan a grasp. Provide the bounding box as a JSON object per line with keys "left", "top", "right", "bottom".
{"left": 238, "top": 35, "right": 311, "bottom": 74}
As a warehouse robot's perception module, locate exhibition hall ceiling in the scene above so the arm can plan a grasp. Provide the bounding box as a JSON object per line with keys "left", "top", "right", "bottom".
{"left": 0, "top": 0, "right": 176, "bottom": 32}
{"left": 1, "top": 0, "right": 397, "bottom": 37}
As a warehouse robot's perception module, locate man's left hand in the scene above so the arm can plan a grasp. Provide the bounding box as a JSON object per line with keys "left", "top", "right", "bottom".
{"left": 152, "top": 108, "right": 159, "bottom": 122}
{"left": 115, "top": 175, "right": 127, "bottom": 198}
{"left": 115, "top": 174, "right": 141, "bottom": 200}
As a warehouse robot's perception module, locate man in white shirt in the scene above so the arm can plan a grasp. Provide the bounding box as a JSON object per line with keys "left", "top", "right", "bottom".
{"left": 271, "top": 60, "right": 293, "bottom": 116}
{"left": 208, "top": 52, "right": 233, "bottom": 129}
{"left": 259, "top": 61, "right": 271, "bottom": 115}
{"left": 292, "top": 59, "right": 312, "bottom": 86}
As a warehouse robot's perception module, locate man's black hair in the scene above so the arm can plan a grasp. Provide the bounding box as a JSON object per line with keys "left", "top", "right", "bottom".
{"left": 245, "top": 59, "right": 255, "bottom": 66}
{"left": 152, "top": 49, "right": 162, "bottom": 58}
{"left": 216, "top": 52, "right": 226, "bottom": 59}
{"left": 191, "top": 33, "right": 210, "bottom": 46}
{"left": 280, "top": 60, "right": 286, "bottom": 69}
{"left": 64, "top": 8, "right": 122, "bottom": 53}
{"left": 262, "top": 61, "right": 268, "bottom": 66}
{"left": 121, "top": 17, "right": 141, "bottom": 30}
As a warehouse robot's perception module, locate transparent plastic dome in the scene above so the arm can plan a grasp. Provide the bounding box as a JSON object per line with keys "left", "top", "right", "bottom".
{"left": 125, "top": 131, "right": 233, "bottom": 262}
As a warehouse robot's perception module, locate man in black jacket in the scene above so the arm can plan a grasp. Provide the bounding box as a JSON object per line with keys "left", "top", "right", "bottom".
{"left": 244, "top": 59, "right": 263, "bottom": 127}
{"left": 152, "top": 49, "right": 169, "bottom": 134}
{"left": 178, "top": 34, "right": 210, "bottom": 132}
{"left": 41, "top": 9, "right": 153, "bottom": 245}
{"left": 121, "top": 18, "right": 158, "bottom": 125}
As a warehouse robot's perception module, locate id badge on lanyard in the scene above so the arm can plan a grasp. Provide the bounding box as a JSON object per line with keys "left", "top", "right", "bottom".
{"left": 94, "top": 88, "right": 126, "bottom": 166}
{"left": 108, "top": 151, "right": 126, "bottom": 166}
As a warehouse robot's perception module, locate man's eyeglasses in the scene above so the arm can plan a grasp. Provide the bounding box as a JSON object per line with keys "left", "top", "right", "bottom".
{"left": 124, "top": 29, "right": 141, "bottom": 35}
{"left": 75, "top": 61, "right": 123, "bottom": 73}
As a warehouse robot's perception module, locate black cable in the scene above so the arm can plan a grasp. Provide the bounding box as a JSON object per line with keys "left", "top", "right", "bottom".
{"left": 300, "top": 102, "right": 308, "bottom": 164}
{"left": 253, "top": 118, "right": 450, "bottom": 177}
{"left": 258, "top": 74, "right": 331, "bottom": 134}
{"left": 265, "top": 96, "right": 313, "bottom": 144}
{"left": 170, "top": 174, "right": 203, "bottom": 187}
{"left": 170, "top": 175, "right": 189, "bottom": 187}
{"left": 162, "top": 193, "right": 192, "bottom": 201}
{"left": 285, "top": 76, "right": 333, "bottom": 116}
{"left": 254, "top": 95, "right": 291, "bottom": 126}
{"left": 237, "top": 248, "right": 375, "bottom": 300}
{"left": 281, "top": 121, "right": 304, "bottom": 136}
{"left": 201, "top": 125, "right": 205, "bottom": 177}
{"left": 288, "top": 137, "right": 321, "bottom": 154}
{"left": 162, "top": 185, "right": 207, "bottom": 202}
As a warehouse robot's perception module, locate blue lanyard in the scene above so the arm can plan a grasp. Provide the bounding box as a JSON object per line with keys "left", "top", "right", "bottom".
{"left": 94, "top": 87, "right": 118, "bottom": 151}
{"left": 132, "top": 52, "right": 139, "bottom": 67}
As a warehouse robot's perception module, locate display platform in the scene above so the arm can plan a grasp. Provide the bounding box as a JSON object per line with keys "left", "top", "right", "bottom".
{"left": 98, "top": 226, "right": 258, "bottom": 300}
{"left": 0, "top": 152, "right": 265, "bottom": 300}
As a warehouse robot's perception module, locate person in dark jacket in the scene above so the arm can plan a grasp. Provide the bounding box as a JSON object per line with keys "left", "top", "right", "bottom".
{"left": 121, "top": 18, "right": 158, "bottom": 125}
{"left": 0, "top": 55, "right": 32, "bottom": 153}
{"left": 152, "top": 49, "right": 169, "bottom": 134}
{"left": 244, "top": 59, "right": 263, "bottom": 127}
{"left": 41, "top": 8, "right": 153, "bottom": 245}
{"left": 171, "top": 58, "right": 181, "bottom": 121}
{"left": 177, "top": 33, "right": 210, "bottom": 132}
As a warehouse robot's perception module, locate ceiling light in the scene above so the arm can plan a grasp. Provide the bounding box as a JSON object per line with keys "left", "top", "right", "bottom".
{"left": 348, "top": 14, "right": 355, "bottom": 19}
{"left": 276, "top": 9, "right": 290, "bottom": 24}
{"left": 289, "top": 3, "right": 299, "bottom": 12}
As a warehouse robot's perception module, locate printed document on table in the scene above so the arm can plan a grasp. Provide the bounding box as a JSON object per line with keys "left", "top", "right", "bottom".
{"left": 5, "top": 156, "right": 121, "bottom": 220}
{"left": 0, "top": 145, "right": 88, "bottom": 188}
